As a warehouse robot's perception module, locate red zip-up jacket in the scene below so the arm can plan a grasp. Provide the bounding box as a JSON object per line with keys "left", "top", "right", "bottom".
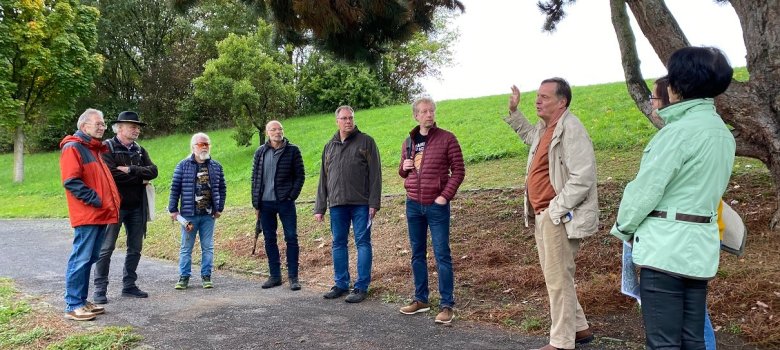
{"left": 398, "top": 125, "right": 465, "bottom": 205}
{"left": 60, "top": 131, "right": 120, "bottom": 227}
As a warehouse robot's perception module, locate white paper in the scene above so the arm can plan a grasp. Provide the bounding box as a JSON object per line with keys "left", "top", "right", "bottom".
{"left": 620, "top": 241, "right": 641, "bottom": 303}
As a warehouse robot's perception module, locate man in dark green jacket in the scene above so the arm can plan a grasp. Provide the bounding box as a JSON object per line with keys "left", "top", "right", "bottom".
{"left": 314, "top": 105, "right": 382, "bottom": 303}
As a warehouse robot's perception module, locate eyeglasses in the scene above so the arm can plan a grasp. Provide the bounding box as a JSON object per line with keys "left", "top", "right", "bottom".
{"left": 648, "top": 94, "right": 661, "bottom": 100}
{"left": 88, "top": 122, "right": 107, "bottom": 128}
{"left": 337, "top": 116, "right": 354, "bottom": 121}
{"left": 195, "top": 142, "right": 210, "bottom": 148}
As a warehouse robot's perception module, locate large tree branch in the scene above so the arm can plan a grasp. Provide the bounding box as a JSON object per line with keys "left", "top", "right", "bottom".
{"left": 625, "top": 0, "right": 689, "bottom": 67}
{"left": 610, "top": 0, "right": 663, "bottom": 128}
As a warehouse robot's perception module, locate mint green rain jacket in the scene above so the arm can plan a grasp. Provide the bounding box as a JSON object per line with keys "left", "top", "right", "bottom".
{"left": 611, "top": 98, "right": 735, "bottom": 279}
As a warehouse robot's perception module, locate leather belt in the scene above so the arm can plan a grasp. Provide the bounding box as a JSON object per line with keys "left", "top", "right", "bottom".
{"left": 648, "top": 210, "right": 712, "bottom": 223}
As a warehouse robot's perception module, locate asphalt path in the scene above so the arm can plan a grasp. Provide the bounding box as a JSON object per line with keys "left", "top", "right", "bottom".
{"left": 0, "top": 219, "right": 545, "bottom": 349}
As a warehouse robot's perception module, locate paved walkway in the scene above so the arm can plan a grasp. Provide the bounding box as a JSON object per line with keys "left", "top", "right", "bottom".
{"left": 0, "top": 219, "right": 543, "bottom": 349}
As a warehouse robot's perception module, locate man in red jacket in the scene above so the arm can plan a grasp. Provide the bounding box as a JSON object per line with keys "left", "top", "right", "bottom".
{"left": 397, "top": 97, "right": 465, "bottom": 324}
{"left": 59, "top": 108, "right": 121, "bottom": 321}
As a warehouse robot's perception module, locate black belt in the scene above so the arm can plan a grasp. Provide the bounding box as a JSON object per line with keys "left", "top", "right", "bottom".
{"left": 648, "top": 210, "right": 712, "bottom": 223}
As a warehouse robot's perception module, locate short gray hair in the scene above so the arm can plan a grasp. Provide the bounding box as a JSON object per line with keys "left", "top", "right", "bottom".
{"left": 334, "top": 105, "right": 354, "bottom": 117}
{"left": 412, "top": 97, "right": 436, "bottom": 114}
{"left": 77, "top": 108, "right": 103, "bottom": 129}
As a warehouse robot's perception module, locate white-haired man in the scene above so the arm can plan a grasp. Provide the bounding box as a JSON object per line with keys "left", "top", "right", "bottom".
{"left": 168, "top": 132, "right": 226, "bottom": 290}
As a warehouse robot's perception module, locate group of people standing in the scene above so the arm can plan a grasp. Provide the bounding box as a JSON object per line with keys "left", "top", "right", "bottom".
{"left": 59, "top": 45, "right": 735, "bottom": 350}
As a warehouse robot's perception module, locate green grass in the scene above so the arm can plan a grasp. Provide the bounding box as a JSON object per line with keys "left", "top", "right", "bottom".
{"left": 0, "top": 68, "right": 764, "bottom": 218}
{"left": 0, "top": 277, "right": 141, "bottom": 349}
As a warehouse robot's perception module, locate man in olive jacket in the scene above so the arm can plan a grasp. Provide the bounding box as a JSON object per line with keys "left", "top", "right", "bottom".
{"left": 314, "top": 105, "right": 382, "bottom": 304}
{"left": 504, "top": 78, "right": 598, "bottom": 350}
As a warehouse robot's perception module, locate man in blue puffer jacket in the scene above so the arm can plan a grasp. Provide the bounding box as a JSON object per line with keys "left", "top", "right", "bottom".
{"left": 168, "top": 132, "right": 227, "bottom": 290}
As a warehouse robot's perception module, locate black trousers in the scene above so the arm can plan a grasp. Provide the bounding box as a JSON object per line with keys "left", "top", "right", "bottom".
{"left": 93, "top": 206, "right": 146, "bottom": 292}
{"left": 640, "top": 268, "right": 708, "bottom": 350}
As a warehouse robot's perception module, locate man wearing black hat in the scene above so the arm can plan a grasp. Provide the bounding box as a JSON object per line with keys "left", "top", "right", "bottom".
{"left": 93, "top": 111, "right": 158, "bottom": 304}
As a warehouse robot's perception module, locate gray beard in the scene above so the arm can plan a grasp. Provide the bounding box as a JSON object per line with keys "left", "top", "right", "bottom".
{"left": 197, "top": 151, "right": 211, "bottom": 161}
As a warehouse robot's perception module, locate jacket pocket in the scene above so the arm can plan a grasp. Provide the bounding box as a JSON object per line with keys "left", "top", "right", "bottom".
{"left": 564, "top": 208, "right": 599, "bottom": 239}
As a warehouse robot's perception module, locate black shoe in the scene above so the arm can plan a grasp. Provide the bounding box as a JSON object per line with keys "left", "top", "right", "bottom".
{"left": 323, "top": 286, "right": 349, "bottom": 299}
{"left": 289, "top": 277, "right": 301, "bottom": 291}
{"left": 345, "top": 288, "right": 367, "bottom": 303}
{"left": 121, "top": 286, "right": 149, "bottom": 298}
{"left": 261, "top": 277, "right": 282, "bottom": 289}
{"left": 93, "top": 292, "right": 108, "bottom": 305}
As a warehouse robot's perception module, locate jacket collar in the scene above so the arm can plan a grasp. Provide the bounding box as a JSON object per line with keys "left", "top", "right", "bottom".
{"left": 75, "top": 130, "right": 107, "bottom": 150}
{"left": 409, "top": 123, "right": 439, "bottom": 138}
{"left": 331, "top": 126, "right": 362, "bottom": 142}
{"left": 263, "top": 137, "right": 289, "bottom": 150}
{"left": 658, "top": 98, "right": 716, "bottom": 125}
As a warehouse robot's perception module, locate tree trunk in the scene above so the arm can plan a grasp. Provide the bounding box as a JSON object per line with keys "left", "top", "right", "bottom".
{"left": 614, "top": 0, "right": 780, "bottom": 231}
{"left": 13, "top": 125, "right": 24, "bottom": 183}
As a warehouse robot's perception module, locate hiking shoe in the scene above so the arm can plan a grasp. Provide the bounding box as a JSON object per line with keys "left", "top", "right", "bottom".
{"left": 289, "top": 277, "right": 301, "bottom": 291}
{"left": 93, "top": 291, "right": 108, "bottom": 304}
{"left": 202, "top": 275, "right": 213, "bottom": 289}
{"left": 84, "top": 301, "right": 105, "bottom": 315}
{"left": 64, "top": 306, "right": 96, "bottom": 321}
{"left": 261, "top": 276, "right": 282, "bottom": 289}
{"left": 323, "top": 286, "right": 349, "bottom": 299}
{"left": 345, "top": 288, "right": 368, "bottom": 303}
{"left": 121, "top": 286, "right": 149, "bottom": 298}
{"left": 400, "top": 300, "right": 431, "bottom": 315}
{"left": 175, "top": 276, "right": 189, "bottom": 290}
{"left": 435, "top": 307, "right": 454, "bottom": 324}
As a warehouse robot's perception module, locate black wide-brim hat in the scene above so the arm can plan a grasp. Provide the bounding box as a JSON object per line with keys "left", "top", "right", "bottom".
{"left": 110, "top": 111, "right": 147, "bottom": 126}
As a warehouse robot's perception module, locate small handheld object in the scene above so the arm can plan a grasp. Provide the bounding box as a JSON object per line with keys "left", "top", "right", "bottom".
{"left": 176, "top": 215, "right": 193, "bottom": 232}
{"left": 252, "top": 218, "right": 262, "bottom": 255}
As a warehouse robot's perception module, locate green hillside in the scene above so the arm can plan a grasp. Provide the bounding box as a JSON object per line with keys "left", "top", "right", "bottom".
{"left": 0, "top": 78, "right": 747, "bottom": 218}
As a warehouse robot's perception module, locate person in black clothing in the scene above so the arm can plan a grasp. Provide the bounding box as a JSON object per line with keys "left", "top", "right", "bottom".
{"left": 251, "top": 120, "right": 305, "bottom": 290}
{"left": 93, "top": 111, "right": 158, "bottom": 304}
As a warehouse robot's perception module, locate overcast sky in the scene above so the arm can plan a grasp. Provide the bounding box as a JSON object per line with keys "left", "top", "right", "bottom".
{"left": 421, "top": 0, "right": 747, "bottom": 100}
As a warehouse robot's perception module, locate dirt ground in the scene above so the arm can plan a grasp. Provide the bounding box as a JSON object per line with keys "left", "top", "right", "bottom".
{"left": 224, "top": 171, "right": 779, "bottom": 349}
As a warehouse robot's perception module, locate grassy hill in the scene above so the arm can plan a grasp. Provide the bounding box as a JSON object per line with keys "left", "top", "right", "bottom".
{"left": 0, "top": 81, "right": 664, "bottom": 218}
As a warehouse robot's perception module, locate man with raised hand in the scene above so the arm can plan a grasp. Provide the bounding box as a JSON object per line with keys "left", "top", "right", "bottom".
{"left": 251, "top": 120, "right": 305, "bottom": 291}
{"left": 314, "top": 105, "right": 382, "bottom": 304}
{"left": 504, "top": 78, "right": 599, "bottom": 350}
{"left": 397, "top": 97, "right": 465, "bottom": 325}
{"left": 59, "top": 108, "right": 121, "bottom": 321}
{"left": 93, "top": 111, "right": 158, "bottom": 304}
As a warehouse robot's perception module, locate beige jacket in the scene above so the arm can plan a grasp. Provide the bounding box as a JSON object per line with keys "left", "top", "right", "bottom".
{"left": 505, "top": 109, "right": 599, "bottom": 239}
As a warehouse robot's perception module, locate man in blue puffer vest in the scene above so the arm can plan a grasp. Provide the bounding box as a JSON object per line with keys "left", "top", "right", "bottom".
{"left": 168, "top": 132, "right": 227, "bottom": 290}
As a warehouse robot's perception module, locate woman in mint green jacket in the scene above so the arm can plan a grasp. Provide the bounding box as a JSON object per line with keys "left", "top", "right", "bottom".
{"left": 611, "top": 47, "right": 735, "bottom": 350}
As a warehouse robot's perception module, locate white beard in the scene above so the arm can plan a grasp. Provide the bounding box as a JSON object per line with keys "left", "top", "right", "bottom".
{"left": 197, "top": 151, "right": 211, "bottom": 161}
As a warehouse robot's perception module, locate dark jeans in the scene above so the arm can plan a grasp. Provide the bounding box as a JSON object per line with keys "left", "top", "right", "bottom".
{"left": 260, "top": 200, "right": 299, "bottom": 278}
{"left": 640, "top": 268, "right": 708, "bottom": 350}
{"left": 406, "top": 199, "right": 454, "bottom": 308}
{"left": 94, "top": 206, "right": 146, "bottom": 292}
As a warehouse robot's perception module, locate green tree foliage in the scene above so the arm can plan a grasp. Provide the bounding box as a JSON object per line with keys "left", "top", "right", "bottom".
{"left": 192, "top": 22, "right": 297, "bottom": 146}
{"left": 0, "top": 0, "right": 102, "bottom": 182}
{"left": 172, "top": 0, "right": 465, "bottom": 64}
{"left": 298, "top": 52, "right": 391, "bottom": 114}
{"left": 79, "top": 0, "right": 258, "bottom": 136}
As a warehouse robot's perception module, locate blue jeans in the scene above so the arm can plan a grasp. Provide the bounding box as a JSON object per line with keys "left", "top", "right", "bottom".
{"left": 260, "top": 200, "right": 299, "bottom": 278}
{"left": 406, "top": 199, "right": 455, "bottom": 308}
{"left": 704, "top": 307, "right": 716, "bottom": 350}
{"left": 94, "top": 206, "right": 146, "bottom": 292}
{"left": 178, "top": 214, "right": 215, "bottom": 277}
{"left": 330, "top": 205, "right": 372, "bottom": 291}
{"left": 64, "top": 225, "right": 108, "bottom": 312}
{"left": 640, "top": 268, "right": 707, "bottom": 350}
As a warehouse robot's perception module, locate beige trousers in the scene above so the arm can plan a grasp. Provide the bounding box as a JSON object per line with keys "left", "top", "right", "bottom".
{"left": 534, "top": 210, "right": 589, "bottom": 349}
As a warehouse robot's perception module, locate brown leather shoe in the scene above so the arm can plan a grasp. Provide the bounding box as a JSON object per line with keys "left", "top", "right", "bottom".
{"left": 575, "top": 328, "right": 594, "bottom": 344}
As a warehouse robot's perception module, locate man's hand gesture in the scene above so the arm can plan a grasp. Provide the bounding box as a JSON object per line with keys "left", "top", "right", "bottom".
{"left": 509, "top": 85, "right": 521, "bottom": 113}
